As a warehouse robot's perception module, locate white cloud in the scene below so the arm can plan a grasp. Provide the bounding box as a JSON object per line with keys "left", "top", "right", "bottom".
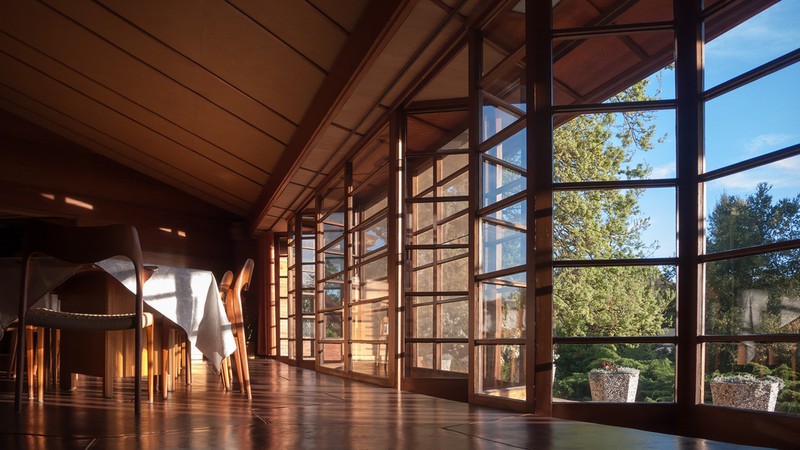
{"left": 650, "top": 162, "right": 676, "bottom": 179}
{"left": 744, "top": 133, "right": 796, "bottom": 155}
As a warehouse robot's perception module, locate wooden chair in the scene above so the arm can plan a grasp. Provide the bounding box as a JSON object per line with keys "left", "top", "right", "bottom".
{"left": 216, "top": 270, "right": 234, "bottom": 391}
{"left": 226, "top": 259, "right": 254, "bottom": 398}
{"left": 14, "top": 222, "right": 154, "bottom": 415}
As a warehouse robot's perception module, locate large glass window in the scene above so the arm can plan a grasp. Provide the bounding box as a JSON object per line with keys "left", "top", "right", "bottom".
{"left": 477, "top": 8, "right": 527, "bottom": 400}
{"left": 700, "top": 0, "right": 800, "bottom": 415}
{"left": 317, "top": 173, "right": 346, "bottom": 370}
{"left": 405, "top": 109, "right": 470, "bottom": 378}
{"left": 349, "top": 133, "right": 391, "bottom": 378}
{"left": 549, "top": 0, "right": 679, "bottom": 404}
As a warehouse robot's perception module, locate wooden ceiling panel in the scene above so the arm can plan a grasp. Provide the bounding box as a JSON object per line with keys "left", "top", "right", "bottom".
{"left": 307, "top": 0, "right": 371, "bottom": 33}
{"left": 0, "top": 61, "right": 261, "bottom": 205}
{"left": 226, "top": 0, "right": 350, "bottom": 71}
{"left": 0, "top": 96, "right": 252, "bottom": 215}
{"left": 96, "top": 0, "right": 326, "bottom": 124}
{"left": 413, "top": 45, "right": 468, "bottom": 101}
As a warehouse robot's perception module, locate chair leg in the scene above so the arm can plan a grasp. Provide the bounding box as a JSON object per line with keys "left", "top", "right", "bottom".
{"left": 26, "top": 326, "right": 34, "bottom": 400}
{"left": 234, "top": 322, "right": 251, "bottom": 399}
{"left": 36, "top": 327, "right": 44, "bottom": 402}
{"left": 220, "top": 356, "right": 231, "bottom": 391}
{"left": 183, "top": 334, "right": 192, "bottom": 386}
{"left": 147, "top": 324, "right": 154, "bottom": 403}
{"left": 160, "top": 320, "right": 169, "bottom": 399}
{"left": 7, "top": 328, "right": 17, "bottom": 379}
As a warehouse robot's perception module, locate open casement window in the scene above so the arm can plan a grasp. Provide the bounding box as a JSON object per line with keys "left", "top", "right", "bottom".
{"left": 404, "top": 108, "right": 470, "bottom": 393}
{"left": 317, "top": 172, "right": 346, "bottom": 372}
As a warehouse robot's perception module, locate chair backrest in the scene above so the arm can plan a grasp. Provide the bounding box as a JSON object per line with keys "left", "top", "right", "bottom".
{"left": 234, "top": 259, "right": 254, "bottom": 295}
{"left": 218, "top": 270, "right": 234, "bottom": 302}
{"left": 19, "top": 222, "right": 145, "bottom": 311}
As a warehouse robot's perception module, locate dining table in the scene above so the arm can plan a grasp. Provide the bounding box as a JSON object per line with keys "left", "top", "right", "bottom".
{"left": 1, "top": 257, "right": 236, "bottom": 372}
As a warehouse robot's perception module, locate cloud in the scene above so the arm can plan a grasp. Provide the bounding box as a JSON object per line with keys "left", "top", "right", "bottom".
{"left": 650, "top": 162, "right": 676, "bottom": 179}
{"left": 705, "top": 3, "right": 800, "bottom": 61}
{"left": 711, "top": 155, "right": 800, "bottom": 192}
{"left": 744, "top": 133, "right": 796, "bottom": 155}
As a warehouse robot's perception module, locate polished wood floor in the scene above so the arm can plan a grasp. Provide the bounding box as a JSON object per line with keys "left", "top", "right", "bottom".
{"left": 0, "top": 358, "right": 767, "bottom": 449}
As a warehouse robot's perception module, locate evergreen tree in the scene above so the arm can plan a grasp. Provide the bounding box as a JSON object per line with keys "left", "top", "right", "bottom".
{"left": 553, "top": 79, "right": 674, "bottom": 337}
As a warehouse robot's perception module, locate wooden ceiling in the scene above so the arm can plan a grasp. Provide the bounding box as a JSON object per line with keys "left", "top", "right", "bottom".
{"left": 0, "top": 0, "right": 772, "bottom": 234}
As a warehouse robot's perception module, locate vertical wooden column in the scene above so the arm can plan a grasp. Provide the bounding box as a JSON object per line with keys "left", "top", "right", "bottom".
{"left": 529, "top": 0, "right": 554, "bottom": 416}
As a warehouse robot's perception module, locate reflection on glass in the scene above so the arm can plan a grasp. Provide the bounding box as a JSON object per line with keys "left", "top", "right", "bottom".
{"left": 482, "top": 158, "right": 526, "bottom": 207}
{"left": 322, "top": 312, "right": 343, "bottom": 339}
{"left": 478, "top": 344, "right": 525, "bottom": 400}
{"left": 704, "top": 250, "right": 800, "bottom": 336}
{"left": 554, "top": 265, "right": 676, "bottom": 337}
{"left": 320, "top": 343, "right": 343, "bottom": 368}
{"left": 703, "top": 342, "right": 797, "bottom": 414}
{"left": 414, "top": 304, "right": 433, "bottom": 338}
{"left": 553, "top": 343, "right": 675, "bottom": 403}
{"left": 481, "top": 201, "right": 527, "bottom": 274}
{"left": 412, "top": 343, "right": 434, "bottom": 370}
{"left": 481, "top": 277, "right": 526, "bottom": 339}
{"left": 351, "top": 342, "right": 388, "bottom": 377}
{"left": 352, "top": 257, "right": 388, "bottom": 301}
{"left": 323, "top": 282, "right": 343, "bottom": 309}
{"left": 705, "top": 63, "right": 800, "bottom": 171}
{"left": 441, "top": 343, "right": 469, "bottom": 373}
{"left": 351, "top": 300, "right": 389, "bottom": 341}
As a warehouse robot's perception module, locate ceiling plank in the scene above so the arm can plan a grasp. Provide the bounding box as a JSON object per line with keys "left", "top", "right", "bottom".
{"left": 249, "top": 0, "right": 418, "bottom": 234}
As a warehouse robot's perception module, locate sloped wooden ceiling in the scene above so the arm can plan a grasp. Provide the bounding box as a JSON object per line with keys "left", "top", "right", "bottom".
{"left": 0, "top": 0, "right": 773, "bottom": 235}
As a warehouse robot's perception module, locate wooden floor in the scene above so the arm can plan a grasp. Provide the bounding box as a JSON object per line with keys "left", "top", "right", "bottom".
{"left": 0, "top": 358, "right": 766, "bottom": 449}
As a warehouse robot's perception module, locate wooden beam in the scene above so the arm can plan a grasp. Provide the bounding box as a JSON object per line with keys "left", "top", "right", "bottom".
{"left": 248, "top": 0, "right": 416, "bottom": 235}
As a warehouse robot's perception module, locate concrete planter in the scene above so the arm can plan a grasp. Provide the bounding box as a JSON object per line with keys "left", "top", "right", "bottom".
{"left": 589, "top": 368, "right": 639, "bottom": 402}
{"left": 710, "top": 375, "right": 784, "bottom": 412}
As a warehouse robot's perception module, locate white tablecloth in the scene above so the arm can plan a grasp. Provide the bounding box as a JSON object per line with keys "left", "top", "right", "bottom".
{"left": 1, "top": 258, "right": 235, "bottom": 371}
{"left": 96, "top": 259, "right": 236, "bottom": 370}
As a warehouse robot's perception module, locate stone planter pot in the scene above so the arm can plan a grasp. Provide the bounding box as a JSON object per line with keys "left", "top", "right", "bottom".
{"left": 589, "top": 369, "right": 639, "bottom": 402}
{"left": 710, "top": 376, "right": 783, "bottom": 412}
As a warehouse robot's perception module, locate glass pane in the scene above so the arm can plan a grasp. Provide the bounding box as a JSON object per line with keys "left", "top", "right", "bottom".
{"left": 705, "top": 160, "right": 800, "bottom": 254}
{"left": 481, "top": 64, "right": 526, "bottom": 143}
{"left": 441, "top": 343, "right": 469, "bottom": 373}
{"left": 303, "top": 340, "right": 314, "bottom": 360}
{"left": 553, "top": 343, "right": 675, "bottom": 403}
{"left": 482, "top": 157, "right": 526, "bottom": 207}
{"left": 322, "top": 211, "right": 345, "bottom": 247}
{"left": 321, "top": 249, "right": 345, "bottom": 278}
{"left": 441, "top": 153, "right": 468, "bottom": 180}
{"left": 322, "top": 312, "right": 343, "bottom": 339}
{"left": 553, "top": 0, "right": 673, "bottom": 28}
{"left": 412, "top": 343, "right": 434, "bottom": 369}
{"left": 320, "top": 175, "right": 345, "bottom": 216}
{"left": 440, "top": 300, "right": 468, "bottom": 339}
{"left": 322, "top": 282, "right": 343, "bottom": 309}
{"left": 440, "top": 256, "right": 468, "bottom": 292}
{"left": 320, "top": 342, "right": 344, "bottom": 369}
{"left": 554, "top": 188, "right": 676, "bottom": 260}
{"left": 413, "top": 265, "right": 433, "bottom": 292}
{"left": 414, "top": 164, "right": 434, "bottom": 196}
{"left": 351, "top": 342, "right": 388, "bottom": 378}
{"left": 414, "top": 304, "right": 434, "bottom": 338}
{"left": 411, "top": 203, "right": 434, "bottom": 229}
{"left": 705, "top": 63, "right": 800, "bottom": 171}
{"left": 353, "top": 217, "right": 388, "bottom": 256}
{"left": 703, "top": 342, "right": 798, "bottom": 414}
{"left": 352, "top": 257, "right": 389, "bottom": 302}
{"left": 554, "top": 265, "right": 676, "bottom": 337}
{"left": 704, "top": 249, "right": 800, "bottom": 336}
{"left": 440, "top": 213, "right": 468, "bottom": 245}
{"left": 480, "top": 276, "right": 526, "bottom": 339}
{"left": 279, "top": 318, "right": 288, "bottom": 339}
{"left": 484, "top": 128, "right": 526, "bottom": 169}
{"left": 554, "top": 110, "right": 676, "bottom": 182}
{"left": 410, "top": 249, "right": 434, "bottom": 269}
{"left": 478, "top": 344, "right": 525, "bottom": 400}
{"left": 481, "top": 202, "right": 527, "bottom": 274}
{"left": 440, "top": 171, "right": 469, "bottom": 197}
{"left": 554, "top": 31, "right": 675, "bottom": 105}
{"left": 351, "top": 300, "right": 389, "bottom": 341}
{"left": 302, "top": 317, "right": 315, "bottom": 339}
{"left": 704, "top": 1, "right": 800, "bottom": 89}
{"left": 301, "top": 292, "right": 314, "bottom": 314}
{"left": 441, "top": 200, "right": 468, "bottom": 219}
{"left": 301, "top": 269, "right": 314, "bottom": 289}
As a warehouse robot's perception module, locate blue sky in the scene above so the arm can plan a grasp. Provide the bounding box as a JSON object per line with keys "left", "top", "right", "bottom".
{"left": 633, "top": 0, "right": 800, "bottom": 257}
